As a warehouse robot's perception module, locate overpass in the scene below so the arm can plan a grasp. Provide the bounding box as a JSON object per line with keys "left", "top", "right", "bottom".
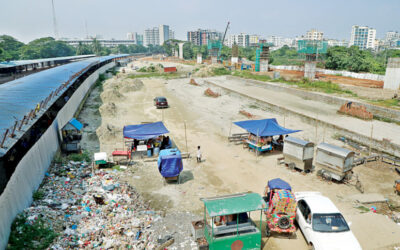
{"left": 0, "top": 54, "right": 96, "bottom": 84}
{"left": 0, "top": 53, "right": 138, "bottom": 248}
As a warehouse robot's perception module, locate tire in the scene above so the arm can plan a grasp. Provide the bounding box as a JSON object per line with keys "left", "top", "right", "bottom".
{"left": 265, "top": 225, "right": 271, "bottom": 237}
{"left": 278, "top": 216, "right": 291, "bottom": 229}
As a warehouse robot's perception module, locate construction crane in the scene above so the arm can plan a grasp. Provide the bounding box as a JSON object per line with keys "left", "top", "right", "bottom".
{"left": 218, "top": 21, "right": 230, "bottom": 60}
{"left": 51, "top": 0, "right": 59, "bottom": 39}
{"left": 208, "top": 21, "right": 230, "bottom": 62}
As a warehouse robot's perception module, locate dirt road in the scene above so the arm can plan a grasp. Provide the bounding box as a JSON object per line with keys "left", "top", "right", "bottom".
{"left": 93, "top": 62, "right": 400, "bottom": 249}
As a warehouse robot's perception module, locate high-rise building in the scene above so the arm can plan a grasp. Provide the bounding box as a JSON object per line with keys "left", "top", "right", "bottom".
{"left": 349, "top": 25, "right": 376, "bottom": 50}
{"left": 327, "top": 39, "right": 349, "bottom": 47}
{"left": 225, "top": 33, "right": 249, "bottom": 47}
{"left": 249, "top": 35, "right": 259, "bottom": 46}
{"left": 385, "top": 31, "right": 400, "bottom": 47}
{"left": 305, "top": 29, "right": 324, "bottom": 40}
{"left": 187, "top": 29, "right": 222, "bottom": 46}
{"left": 127, "top": 32, "right": 135, "bottom": 40}
{"left": 135, "top": 34, "right": 143, "bottom": 46}
{"left": 144, "top": 25, "right": 174, "bottom": 46}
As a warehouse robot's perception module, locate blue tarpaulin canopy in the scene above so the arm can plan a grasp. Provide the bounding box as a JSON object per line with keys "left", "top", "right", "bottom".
{"left": 234, "top": 118, "right": 300, "bottom": 137}
{"left": 66, "top": 118, "right": 83, "bottom": 131}
{"left": 158, "top": 148, "right": 183, "bottom": 178}
{"left": 268, "top": 178, "right": 292, "bottom": 191}
{"left": 123, "top": 121, "right": 169, "bottom": 140}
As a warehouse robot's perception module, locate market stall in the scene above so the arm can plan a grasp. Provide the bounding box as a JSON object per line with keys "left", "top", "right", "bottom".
{"left": 233, "top": 118, "right": 300, "bottom": 154}
{"left": 123, "top": 121, "right": 170, "bottom": 158}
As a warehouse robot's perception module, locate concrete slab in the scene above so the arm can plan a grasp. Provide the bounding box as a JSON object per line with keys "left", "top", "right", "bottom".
{"left": 349, "top": 193, "right": 388, "bottom": 204}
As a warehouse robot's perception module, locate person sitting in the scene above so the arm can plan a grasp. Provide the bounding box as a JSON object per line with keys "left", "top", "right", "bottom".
{"left": 238, "top": 212, "right": 249, "bottom": 223}
{"left": 277, "top": 135, "right": 284, "bottom": 143}
{"left": 226, "top": 214, "right": 237, "bottom": 226}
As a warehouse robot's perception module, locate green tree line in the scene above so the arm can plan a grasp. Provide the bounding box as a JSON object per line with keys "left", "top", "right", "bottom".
{"left": 0, "top": 35, "right": 164, "bottom": 62}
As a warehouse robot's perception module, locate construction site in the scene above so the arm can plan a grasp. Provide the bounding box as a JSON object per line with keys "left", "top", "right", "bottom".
{"left": 2, "top": 20, "right": 400, "bottom": 249}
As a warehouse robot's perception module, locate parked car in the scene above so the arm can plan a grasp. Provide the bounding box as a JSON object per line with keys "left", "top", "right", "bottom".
{"left": 154, "top": 96, "right": 168, "bottom": 109}
{"left": 295, "top": 192, "right": 361, "bottom": 250}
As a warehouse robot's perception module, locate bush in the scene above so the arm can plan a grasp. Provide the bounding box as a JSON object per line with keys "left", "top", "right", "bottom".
{"left": 212, "top": 67, "right": 231, "bottom": 76}
{"left": 33, "top": 190, "right": 45, "bottom": 201}
{"left": 137, "top": 67, "right": 147, "bottom": 72}
{"left": 67, "top": 150, "right": 91, "bottom": 162}
{"left": 8, "top": 214, "right": 58, "bottom": 249}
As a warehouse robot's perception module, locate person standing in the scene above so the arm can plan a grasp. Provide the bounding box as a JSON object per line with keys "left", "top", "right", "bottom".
{"left": 197, "top": 146, "right": 202, "bottom": 163}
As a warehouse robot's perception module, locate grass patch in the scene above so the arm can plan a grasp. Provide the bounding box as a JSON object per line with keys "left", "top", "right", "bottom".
{"left": 233, "top": 70, "right": 272, "bottom": 81}
{"left": 373, "top": 115, "right": 400, "bottom": 125}
{"left": 32, "top": 190, "right": 45, "bottom": 201}
{"left": 355, "top": 205, "right": 370, "bottom": 213}
{"left": 67, "top": 150, "right": 91, "bottom": 162}
{"left": 128, "top": 72, "right": 180, "bottom": 80}
{"left": 212, "top": 67, "right": 231, "bottom": 76}
{"left": 370, "top": 98, "right": 399, "bottom": 108}
{"left": 248, "top": 103, "right": 261, "bottom": 110}
{"left": 112, "top": 165, "right": 124, "bottom": 171}
{"left": 8, "top": 214, "right": 58, "bottom": 249}
{"left": 233, "top": 70, "right": 357, "bottom": 96}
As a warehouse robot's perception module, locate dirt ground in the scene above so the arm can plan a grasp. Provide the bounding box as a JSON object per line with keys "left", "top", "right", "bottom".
{"left": 86, "top": 61, "right": 400, "bottom": 249}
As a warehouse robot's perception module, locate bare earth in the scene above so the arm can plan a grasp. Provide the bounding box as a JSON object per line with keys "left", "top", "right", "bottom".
{"left": 91, "top": 60, "right": 400, "bottom": 250}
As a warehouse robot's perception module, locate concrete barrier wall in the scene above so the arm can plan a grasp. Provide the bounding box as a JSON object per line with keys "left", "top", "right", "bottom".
{"left": 270, "top": 65, "right": 385, "bottom": 81}
{"left": 226, "top": 75, "right": 400, "bottom": 124}
{"left": 0, "top": 62, "right": 115, "bottom": 248}
{"left": 214, "top": 77, "right": 400, "bottom": 157}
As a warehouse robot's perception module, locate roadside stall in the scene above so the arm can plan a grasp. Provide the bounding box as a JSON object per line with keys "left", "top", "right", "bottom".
{"left": 315, "top": 143, "right": 355, "bottom": 181}
{"left": 233, "top": 118, "right": 300, "bottom": 154}
{"left": 199, "top": 192, "right": 266, "bottom": 250}
{"left": 282, "top": 136, "right": 315, "bottom": 172}
{"left": 123, "top": 121, "right": 170, "bottom": 158}
{"left": 157, "top": 148, "right": 183, "bottom": 183}
{"left": 61, "top": 118, "right": 83, "bottom": 153}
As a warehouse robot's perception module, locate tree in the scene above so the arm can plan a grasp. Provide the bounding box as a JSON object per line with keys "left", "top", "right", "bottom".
{"left": 0, "top": 35, "right": 24, "bottom": 61}
{"left": 91, "top": 39, "right": 102, "bottom": 55}
{"left": 117, "top": 44, "right": 129, "bottom": 54}
{"left": 76, "top": 42, "right": 93, "bottom": 55}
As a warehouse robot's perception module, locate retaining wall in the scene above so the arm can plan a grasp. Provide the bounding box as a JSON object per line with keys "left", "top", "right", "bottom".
{"left": 270, "top": 65, "right": 385, "bottom": 81}
{"left": 0, "top": 62, "right": 115, "bottom": 248}
{"left": 207, "top": 78, "right": 400, "bottom": 158}
{"left": 226, "top": 75, "right": 400, "bottom": 124}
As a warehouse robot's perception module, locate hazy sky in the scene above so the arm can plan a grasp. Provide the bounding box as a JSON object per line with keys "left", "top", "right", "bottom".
{"left": 1, "top": 0, "right": 399, "bottom": 43}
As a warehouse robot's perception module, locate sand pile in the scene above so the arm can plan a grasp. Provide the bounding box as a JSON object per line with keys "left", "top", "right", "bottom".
{"left": 193, "top": 64, "right": 220, "bottom": 77}
{"left": 120, "top": 79, "right": 144, "bottom": 93}
{"left": 97, "top": 123, "right": 121, "bottom": 142}
{"left": 101, "top": 88, "right": 125, "bottom": 102}
{"left": 99, "top": 102, "right": 117, "bottom": 117}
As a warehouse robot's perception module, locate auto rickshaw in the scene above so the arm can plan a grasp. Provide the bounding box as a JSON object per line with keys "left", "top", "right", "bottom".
{"left": 200, "top": 192, "right": 266, "bottom": 250}
{"left": 263, "top": 178, "right": 297, "bottom": 237}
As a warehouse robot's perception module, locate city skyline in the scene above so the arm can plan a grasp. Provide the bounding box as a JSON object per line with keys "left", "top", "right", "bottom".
{"left": 1, "top": 0, "right": 399, "bottom": 43}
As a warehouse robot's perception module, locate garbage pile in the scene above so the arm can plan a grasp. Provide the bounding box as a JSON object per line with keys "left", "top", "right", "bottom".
{"left": 17, "top": 161, "right": 167, "bottom": 249}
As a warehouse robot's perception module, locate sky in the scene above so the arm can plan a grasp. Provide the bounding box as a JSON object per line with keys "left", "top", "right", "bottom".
{"left": 0, "top": 0, "right": 399, "bottom": 43}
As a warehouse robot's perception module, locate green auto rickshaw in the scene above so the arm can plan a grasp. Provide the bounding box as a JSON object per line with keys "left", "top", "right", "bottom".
{"left": 200, "top": 192, "right": 267, "bottom": 250}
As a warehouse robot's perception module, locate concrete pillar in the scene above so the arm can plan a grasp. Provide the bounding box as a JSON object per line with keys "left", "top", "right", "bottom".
{"left": 384, "top": 58, "right": 400, "bottom": 90}
{"left": 260, "top": 60, "right": 269, "bottom": 72}
{"left": 231, "top": 57, "right": 238, "bottom": 64}
{"left": 304, "top": 61, "right": 317, "bottom": 80}
{"left": 211, "top": 56, "right": 218, "bottom": 64}
{"left": 197, "top": 53, "right": 202, "bottom": 64}
{"left": 178, "top": 43, "right": 184, "bottom": 59}
{"left": 174, "top": 49, "right": 178, "bottom": 58}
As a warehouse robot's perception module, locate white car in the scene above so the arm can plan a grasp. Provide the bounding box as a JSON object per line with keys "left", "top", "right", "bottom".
{"left": 295, "top": 192, "right": 362, "bottom": 250}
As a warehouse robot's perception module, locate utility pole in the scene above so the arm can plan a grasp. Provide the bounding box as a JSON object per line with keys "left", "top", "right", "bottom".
{"left": 51, "top": 0, "right": 59, "bottom": 39}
